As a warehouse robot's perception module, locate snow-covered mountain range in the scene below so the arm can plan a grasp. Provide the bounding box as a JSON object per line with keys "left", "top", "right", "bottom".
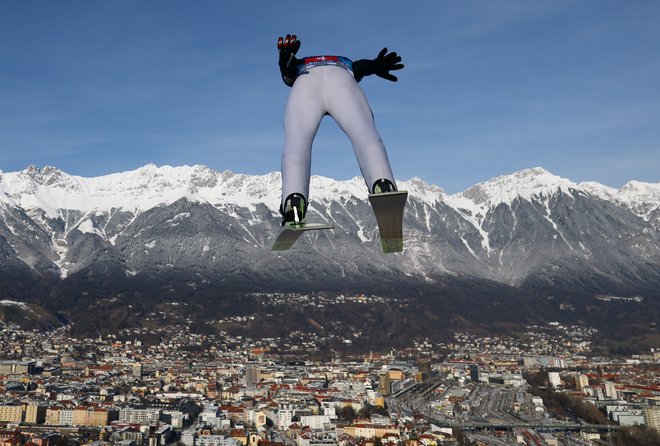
{"left": 1, "top": 164, "right": 659, "bottom": 300}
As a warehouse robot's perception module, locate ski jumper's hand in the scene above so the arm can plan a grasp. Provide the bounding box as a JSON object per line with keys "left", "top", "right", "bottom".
{"left": 353, "top": 48, "right": 404, "bottom": 82}
{"left": 278, "top": 34, "right": 302, "bottom": 87}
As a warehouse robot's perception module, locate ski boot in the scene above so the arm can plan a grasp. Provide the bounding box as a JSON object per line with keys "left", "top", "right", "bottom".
{"left": 372, "top": 178, "right": 397, "bottom": 194}
{"left": 280, "top": 193, "right": 307, "bottom": 226}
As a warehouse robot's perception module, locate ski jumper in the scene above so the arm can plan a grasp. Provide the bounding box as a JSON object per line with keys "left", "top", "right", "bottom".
{"left": 281, "top": 55, "right": 397, "bottom": 208}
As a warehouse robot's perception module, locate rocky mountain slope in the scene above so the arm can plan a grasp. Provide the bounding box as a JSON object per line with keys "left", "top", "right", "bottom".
{"left": 1, "top": 164, "right": 658, "bottom": 295}
{"left": 1, "top": 164, "right": 658, "bottom": 348}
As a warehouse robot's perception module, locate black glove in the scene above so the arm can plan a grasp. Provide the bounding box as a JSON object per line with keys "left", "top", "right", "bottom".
{"left": 352, "top": 48, "right": 404, "bottom": 82}
{"left": 278, "top": 34, "right": 302, "bottom": 87}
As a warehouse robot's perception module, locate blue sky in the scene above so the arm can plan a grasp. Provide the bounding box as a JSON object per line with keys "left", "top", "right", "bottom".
{"left": 1, "top": 0, "right": 658, "bottom": 193}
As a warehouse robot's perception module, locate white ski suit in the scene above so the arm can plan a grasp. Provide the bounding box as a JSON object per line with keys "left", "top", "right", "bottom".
{"left": 280, "top": 56, "right": 396, "bottom": 209}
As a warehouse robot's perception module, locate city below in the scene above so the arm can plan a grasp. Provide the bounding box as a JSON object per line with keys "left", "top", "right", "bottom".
{"left": 1, "top": 316, "right": 659, "bottom": 446}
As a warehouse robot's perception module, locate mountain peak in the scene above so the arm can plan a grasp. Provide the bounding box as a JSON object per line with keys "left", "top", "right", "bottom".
{"left": 458, "top": 167, "right": 577, "bottom": 208}
{"left": 619, "top": 180, "right": 660, "bottom": 195}
{"left": 615, "top": 181, "right": 660, "bottom": 219}
{"left": 519, "top": 166, "right": 551, "bottom": 176}
{"left": 20, "top": 165, "right": 70, "bottom": 187}
{"left": 578, "top": 181, "right": 618, "bottom": 200}
{"left": 400, "top": 177, "right": 445, "bottom": 203}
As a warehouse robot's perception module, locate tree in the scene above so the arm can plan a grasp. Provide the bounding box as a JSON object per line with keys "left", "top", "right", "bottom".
{"left": 452, "top": 428, "right": 469, "bottom": 446}
{"left": 340, "top": 405, "right": 357, "bottom": 422}
{"left": 613, "top": 426, "right": 660, "bottom": 446}
{"left": 358, "top": 404, "right": 389, "bottom": 419}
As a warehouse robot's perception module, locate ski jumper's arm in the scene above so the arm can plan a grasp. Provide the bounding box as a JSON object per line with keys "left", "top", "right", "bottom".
{"left": 352, "top": 48, "right": 404, "bottom": 82}
{"left": 278, "top": 35, "right": 404, "bottom": 86}
{"left": 278, "top": 34, "right": 302, "bottom": 87}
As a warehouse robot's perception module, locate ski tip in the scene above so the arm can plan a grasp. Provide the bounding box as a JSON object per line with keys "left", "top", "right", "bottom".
{"left": 368, "top": 190, "right": 408, "bottom": 199}
{"left": 381, "top": 238, "right": 404, "bottom": 253}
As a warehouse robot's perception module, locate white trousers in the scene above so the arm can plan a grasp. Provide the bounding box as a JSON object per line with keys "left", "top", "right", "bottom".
{"left": 281, "top": 65, "right": 396, "bottom": 207}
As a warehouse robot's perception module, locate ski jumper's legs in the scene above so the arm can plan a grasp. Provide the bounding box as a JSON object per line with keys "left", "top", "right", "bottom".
{"left": 324, "top": 67, "right": 396, "bottom": 193}
{"left": 281, "top": 65, "right": 396, "bottom": 209}
{"left": 281, "top": 69, "right": 326, "bottom": 206}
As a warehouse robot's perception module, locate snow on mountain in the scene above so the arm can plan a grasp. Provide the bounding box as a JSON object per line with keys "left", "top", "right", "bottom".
{"left": 0, "top": 163, "right": 659, "bottom": 298}
{"left": 580, "top": 179, "right": 660, "bottom": 223}
{"left": 1, "top": 164, "right": 657, "bottom": 234}
{"left": 3, "top": 164, "right": 655, "bottom": 218}
{"left": 579, "top": 181, "right": 619, "bottom": 200}
{"left": 0, "top": 164, "right": 281, "bottom": 216}
{"left": 436, "top": 168, "right": 582, "bottom": 249}
{"left": 580, "top": 179, "right": 660, "bottom": 204}
{"left": 457, "top": 167, "right": 579, "bottom": 209}
{"left": 0, "top": 300, "right": 32, "bottom": 312}
{"left": 1, "top": 164, "right": 405, "bottom": 217}
{"left": 398, "top": 178, "right": 445, "bottom": 204}
{"left": 1, "top": 164, "right": 657, "bottom": 239}
{"left": 615, "top": 180, "right": 660, "bottom": 215}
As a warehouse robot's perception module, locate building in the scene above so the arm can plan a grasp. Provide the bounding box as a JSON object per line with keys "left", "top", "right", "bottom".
{"left": 606, "top": 405, "right": 645, "bottom": 426}
{"left": 523, "top": 356, "right": 565, "bottom": 369}
{"left": 181, "top": 428, "right": 196, "bottom": 446}
{"left": 45, "top": 407, "right": 62, "bottom": 426}
{"left": 132, "top": 363, "right": 143, "bottom": 378}
{"left": 24, "top": 404, "right": 47, "bottom": 424}
{"left": 110, "top": 427, "right": 144, "bottom": 445}
{"left": 299, "top": 415, "right": 332, "bottom": 430}
{"left": 575, "top": 374, "right": 590, "bottom": 391}
{"left": 60, "top": 409, "right": 74, "bottom": 426}
{"left": 539, "top": 432, "right": 559, "bottom": 446}
{"left": 245, "top": 366, "right": 260, "bottom": 387}
{"left": 580, "top": 431, "right": 601, "bottom": 443}
{"left": 149, "top": 425, "right": 174, "bottom": 446}
{"left": 644, "top": 406, "right": 660, "bottom": 430}
{"left": 162, "top": 410, "right": 186, "bottom": 428}
{"left": 200, "top": 405, "right": 223, "bottom": 427}
{"left": 548, "top": 372, "right": 561, "bottom": 389}
{"left": 0, "top": 403, "right": 46, "bottom": 424}
{"left": 378, "top": 373, "right": 391, "bottom": 396}
{"left": 72, "top": 407, "right": 109, "bottom": 427}
{"left": 297, "top": 431, "right": 337, "bottom": 446}
{"left": 0, "top": 360, "right": 36, "bottom": 375}
{"left": 0, "top": 431, "right": 61, "bottom": 446}
{"left": 469, "top": 365, "right": 480, "bottom": 383}
{"left": 417, "top": 361, "right": 432, "bottom": 380}
{"left": 263, "top": 405, "right": 293, "bottom": 430}
{"left": 247, "top": 409, "right": 266, "bottom": 429}
{"left": 196, "top": 435, "right": 242, "bottom": 446}
{"left": 229, "top": 429, "right": 248, "bottom": 446}
{"left": 49, "top": 408, "right": 75, "bottom": 426}
{"left": 0, "top": 404, "right": 23, "bottom": 423}
{"left": 119, "top": 408, "right": 161, "bottom": 424}
{"left": 604, "top": 381, "right": 618, "bottom": 399}
{"left": 342, "top": 423, "right": 400, "bottom": 439}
